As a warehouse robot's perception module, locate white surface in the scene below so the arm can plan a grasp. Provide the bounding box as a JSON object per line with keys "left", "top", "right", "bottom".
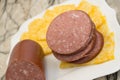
{"left": 8, "top": 0, "right": 120, "bottom": 80}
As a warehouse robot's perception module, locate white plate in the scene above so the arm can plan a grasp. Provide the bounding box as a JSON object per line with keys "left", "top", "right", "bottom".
{"left": 8, "top": 0, "right": 120, "bottom": 80}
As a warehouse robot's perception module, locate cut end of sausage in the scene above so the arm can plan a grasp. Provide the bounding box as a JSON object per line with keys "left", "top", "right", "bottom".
{"left": 46, "top": 10, "right": 93, "bottom": 54}
{"left": 6, "top": 60, "right": 45, "bottom": 80}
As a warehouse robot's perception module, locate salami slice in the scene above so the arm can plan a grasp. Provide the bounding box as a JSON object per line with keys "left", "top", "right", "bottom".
{"left": 6, "top": 40, "right": 45, "bottom": 80}
{"left": 53, "top": 33, "right": 96, "bottom": 62}
{"left": 72, "top": 31, "right": 104, "bottom": 64}
{"left": 46, "top": 10, "right": 93, "bottom": 54}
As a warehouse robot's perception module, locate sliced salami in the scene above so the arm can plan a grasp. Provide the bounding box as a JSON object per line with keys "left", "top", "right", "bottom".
{"left": 72, "top": 31, "right": 104, "bottom": 64}
{"left": 53, "top": 33, "right": 96, "bottom": 62}
{"left": 47, "top": 10, "right": 94, "bottom": 54}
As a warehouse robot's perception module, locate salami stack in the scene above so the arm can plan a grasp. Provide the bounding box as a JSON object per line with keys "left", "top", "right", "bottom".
{"left": 46, "top": 10, "right": 104, "bottom": 64}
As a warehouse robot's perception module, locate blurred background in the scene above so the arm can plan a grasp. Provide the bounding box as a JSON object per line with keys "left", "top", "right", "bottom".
{"left": 0, "top": 0, "right": 120, "bottom": 80}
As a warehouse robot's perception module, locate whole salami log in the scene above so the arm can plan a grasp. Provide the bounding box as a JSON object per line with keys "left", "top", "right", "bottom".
{"left": 46, "top": 10, "right": 94, "bottom": 54}
{"left": 72, "top": 31, "right": 104, "bottom": 64}
{"left": 6, "top": 40, "right": 45, "bottom": 80}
